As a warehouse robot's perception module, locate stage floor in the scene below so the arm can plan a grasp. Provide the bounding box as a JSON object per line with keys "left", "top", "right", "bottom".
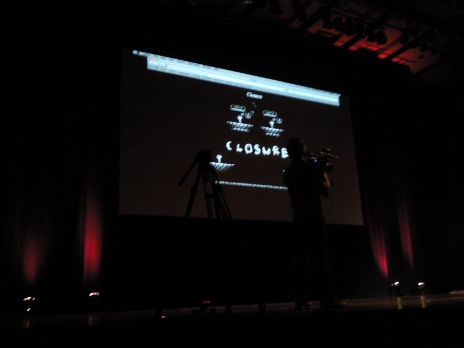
{"left": 4, "top": 293, "right": 464, "bottom": 347}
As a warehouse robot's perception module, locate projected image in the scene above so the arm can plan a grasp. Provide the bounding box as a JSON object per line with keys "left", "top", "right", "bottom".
{"left": 209, "top": 91, "right": 288, "bottom": 190}
{"left": 226, "top": 101, "right": 283, "bottom": 136}
{"left": 120, "top": 49, "right": 363, "bottom": 225}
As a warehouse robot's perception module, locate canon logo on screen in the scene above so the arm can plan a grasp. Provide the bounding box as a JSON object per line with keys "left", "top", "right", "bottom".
{"left": 246, "top": 92, "right": 263, "bottom": 99}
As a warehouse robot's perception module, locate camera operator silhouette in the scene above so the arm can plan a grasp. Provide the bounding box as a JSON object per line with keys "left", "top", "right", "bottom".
{"left": 283, "top": 136, "right": 345, "bottom": 310}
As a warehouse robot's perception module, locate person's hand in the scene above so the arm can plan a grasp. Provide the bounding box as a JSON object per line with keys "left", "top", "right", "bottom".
{"left": 323, "top": 172, "right": 332, "bottom": 187}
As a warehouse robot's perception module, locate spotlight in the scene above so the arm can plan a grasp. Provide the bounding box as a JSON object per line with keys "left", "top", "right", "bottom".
{"left": 417, "top": 282, "right": 426, "bottom": 295}
{"left": 376, "top": 30, "right": 387, "bottom": 45}
{"left": 332, "top": 16, "right": 344, "bottom": 32}
{"left": 22, "top": 296, "right": 36, "bottom": 313}
{"left": 322, "top": 12, "right": 335, "bottom": 30}
{"left": 353, "top": 22, "right": 364, "bottom": 35}
{"left": 344, "top": 18, "right": 355, "bottom": 36}
{"left": 366, "top": 29, "right": 377, "bottom": 43}
{"left": 88, "top": 291, "right": 101, "bottom": 309}
{"left": 399, "top": 33, "right": 409, "bottom": 45}
{"left": 417, "top": 282, "right": 427, "bottom": 308}
{"left": 388, "top": 281, "right": 403, "bottom": 297}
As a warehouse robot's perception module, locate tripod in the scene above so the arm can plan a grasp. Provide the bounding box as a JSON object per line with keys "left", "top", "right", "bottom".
{"left": 178, "top": 150, "right": 238, "bottom": 315}
{"left": 179, "top": 150, "right": 232, "bottom": 220}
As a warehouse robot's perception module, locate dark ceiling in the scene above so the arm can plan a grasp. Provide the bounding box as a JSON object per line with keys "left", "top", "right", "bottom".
{"left": 167, "top": 0, "right": 464, "bottom": 77}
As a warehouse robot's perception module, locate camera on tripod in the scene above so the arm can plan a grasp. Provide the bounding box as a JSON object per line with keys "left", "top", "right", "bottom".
{"left": 306, "top": 148, "right": 339, "bottom": 173}
{"left": 195, "top": 149, "right": 212, "bottom": 165}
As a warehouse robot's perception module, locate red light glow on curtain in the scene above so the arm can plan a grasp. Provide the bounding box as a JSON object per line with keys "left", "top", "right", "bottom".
{"left": 13, "top": 195, "right": 51, "bottom": 286}
{"left": 22, "top": 228, "right": 49, "bottom": 284}
{"left": 83, "top": 201, "right": 102, "bottom": 283}
{"left": 363, "top": 190, "right": 389, "bottom": 279}
{"left": 397, "top": 194, "right": 414, "bottom": 270}
{"left": 368, "top": 222, "right": 389, "bottom": 279}
{"left": 80, "top": 178, "right": 102, "bottom": 284}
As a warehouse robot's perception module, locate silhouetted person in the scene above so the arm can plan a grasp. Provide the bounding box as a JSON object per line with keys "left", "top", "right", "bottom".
{"left": 283, "top": 136, "right": 345, "bottom": 310}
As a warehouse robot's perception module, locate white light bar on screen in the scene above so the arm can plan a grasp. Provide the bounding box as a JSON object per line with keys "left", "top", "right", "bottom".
{"left": 133, "top": 50, "right": 340, "bottom": 107}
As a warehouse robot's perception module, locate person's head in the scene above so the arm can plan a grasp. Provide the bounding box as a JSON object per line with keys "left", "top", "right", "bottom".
{"left": 286, "top": 137, "right": 306, "bottom": 160}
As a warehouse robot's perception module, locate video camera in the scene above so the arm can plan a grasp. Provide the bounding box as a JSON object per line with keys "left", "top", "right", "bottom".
{"left": 305, "top": 148, "right": 339, "bottom": 173}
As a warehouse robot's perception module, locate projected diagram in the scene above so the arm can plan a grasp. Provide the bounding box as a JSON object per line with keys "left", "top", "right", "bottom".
{"left": 226, "top": 104, "right": 254, "bottom": 132}
{"left": 211, "top": 154, "right": 235, "bottom": 173}
{"left": 260, "top": 110, "right": 284, "bottom": 137}
{"left": 210, "top": 100, "right": 287, "bottom": 190}
{"left": 226, "top": 103, "right": 284, "bottom": 137}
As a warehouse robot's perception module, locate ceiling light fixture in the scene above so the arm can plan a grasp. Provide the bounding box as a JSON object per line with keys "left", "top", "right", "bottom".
{"left": 332, "top": 16, "right": 344, "bottom": 32}
{"left": 344, "top": 18, "right": 355, "bottom": 36}
{"left": 399, "top": 33, "right": 409, "bottom": 45}
{"left": 419, "top": 41, "right": 429, "bottom": 52}
{"left": 291, "top": 0, "right": 308, "bottom": 21}
{"left": 321, "top": 12, "right": 335, "bottom": 29}
{"left": 376, "top": 30, "right": 387, "bottom": 45}
{"left": 366, "top": 29, "right": 377, "bottom": 42}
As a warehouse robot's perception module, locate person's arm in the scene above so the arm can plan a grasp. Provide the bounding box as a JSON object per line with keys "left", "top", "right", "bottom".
{"left": 321, "top": 171, "right": 331, "bottom": 198}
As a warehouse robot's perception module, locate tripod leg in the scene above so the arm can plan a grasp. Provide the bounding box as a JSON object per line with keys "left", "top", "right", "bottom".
{"left": 206, "top": 171, "right": 225, "bottom": 219}
{"left": 185, "top": 167, "right": 202, "bottom": 218}
{"left": 209, "top": 170, "right": 232, "bottom": 220}
{"left": 203, "top": 171, "right": 214, "bottom": 219}
{"left": 217, "top": 191, "right": 232, "bottom": 220}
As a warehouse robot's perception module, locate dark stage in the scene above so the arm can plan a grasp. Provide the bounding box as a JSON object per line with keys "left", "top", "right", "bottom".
{"left": 4, "top": 2, "right": 464, "bottom": 348}
{"left": 4, "top": 293, "right": 464, "bottom": 347}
